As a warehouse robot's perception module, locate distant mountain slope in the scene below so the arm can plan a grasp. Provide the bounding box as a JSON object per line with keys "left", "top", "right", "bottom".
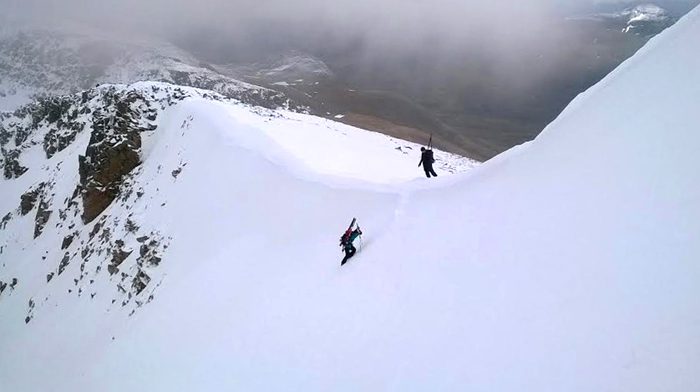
{"left": 594, "top": 3, "right": 677, "bottom": 37}
{"left": 0, "top": 28, "right": 303, "bottom": 112}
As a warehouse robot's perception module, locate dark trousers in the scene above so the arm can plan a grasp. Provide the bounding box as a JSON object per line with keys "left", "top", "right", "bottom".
{"left": 424, "top": 166, "right": 438, "bottom": 178}
{"left": 341, "top": 245, "right": 356, "bottom": 265}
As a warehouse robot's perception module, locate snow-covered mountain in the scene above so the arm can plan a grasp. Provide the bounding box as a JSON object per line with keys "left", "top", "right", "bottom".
{"left": 596, "top": 3, "right": 677, "bottom": 37}
{"left": 221, "top": 50, "right": 335, "bottom": 88}
{"left": 1, "top": 4, "right": 700, "bottom": 392}
{"left": 0, "top": 79, "right": 476, "bottom": 389}
{"left": 0, "top": 28, "right": 303, "bottom": 112}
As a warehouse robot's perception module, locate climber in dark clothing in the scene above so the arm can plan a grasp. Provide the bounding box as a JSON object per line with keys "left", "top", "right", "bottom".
{"left": 340, "top": 226, "right": 362, "bottom": 266}
{"left": 419, "top": 147, "right": 438, "bottom": 178}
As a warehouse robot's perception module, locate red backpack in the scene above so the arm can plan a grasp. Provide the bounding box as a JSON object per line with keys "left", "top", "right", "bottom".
{"left": 340, "top": 229, "right": 351, "bottom": 246}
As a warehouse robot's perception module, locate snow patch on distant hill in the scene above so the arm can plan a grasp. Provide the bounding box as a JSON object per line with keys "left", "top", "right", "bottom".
{"left": 220, "top": 50, "right": 335, "bottom": 87}
{"left": 590, "top": 3, "right": 677, "bottom": 36}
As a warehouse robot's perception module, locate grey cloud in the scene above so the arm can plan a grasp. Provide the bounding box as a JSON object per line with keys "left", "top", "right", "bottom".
{"left": 2, "top": 0, "right": 571, "bottom": 45}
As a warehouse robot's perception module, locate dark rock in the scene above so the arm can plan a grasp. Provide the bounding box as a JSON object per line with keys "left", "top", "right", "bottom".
{"left": 58, "top": 253, "right": 70, "bottom": 275}
{"left": 20, "top": 183, "right": 46, "bottom": 215}
{"left": 111, "top": 248, "right": 132, "bottom": 269}
{"left": 0, "top": 125, "right": 9, "bottom": 146}
{"left": 3, "top": 149, "right": 28, "bottom": 179}
{"left": 44, "top": 128, "right": 79, "bottom": 159}
{"left": 99, "top": 227, "right": 111, "bottom": 243}
{"left": 61, "top": 233, "right": 75, "bottom": 250}
{"left": 10, "top": 278, "right": 17, "bottom": 289}
{"left": 1, "top": 212, "right": 11, "bottom": 230}
{"left": 33, "top": 200, "right": 52, "bottom": 238}
{"left": 14, "top": 126, "right": 30, "bottom": 146}
{"left": 125, "top": 219, "right": 138, "bottom": 233}
{"left": 132, "top": 270, "right": 151, "bottom": 295}
{"left": 136, "top": 236, "right": 149, "bottom": 243}
{"left": 89, "top": 220, "right": 103, "bottom": 239}
{"left": 79, "top": 136, "right": 141, "bottom": 223}
{"left": 46, "top": 273, "right": 54, "bottom": 283}
{"left": 76, "top": 89, "right": 168, "bottom": 223}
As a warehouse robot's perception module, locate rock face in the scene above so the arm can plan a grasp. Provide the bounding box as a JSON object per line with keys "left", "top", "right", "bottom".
{"left": 78, "top": 135, "right": 141, "bottom": 223}
{"left": 20, "top": 188, "right": 41, "bottom": 216}
{"left": 33, "top": 200, "right": 52, "bottom": 239}
{"left": 78, "top": 90, "right": 158, "bottom": 223}
{"left": 1, "top": 94, "right": 87, "bottom": 182}
{"left": 0, "top": 82, "right": 196, "bottom": 324}
{"left": 2, "top": 148, "right": 28, "bottom": 179}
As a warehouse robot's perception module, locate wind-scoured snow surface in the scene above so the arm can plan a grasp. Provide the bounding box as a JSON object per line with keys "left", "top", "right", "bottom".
{"left": 1, "top": 6, "right": 700, "bottom": 392}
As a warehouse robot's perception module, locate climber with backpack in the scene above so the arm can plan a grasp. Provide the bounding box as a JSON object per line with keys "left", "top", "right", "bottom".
{"left": 340, "top": 218, "right": 363, "bottom": 266}
{"left": 419, "top": 133, "right": 438, "bottom": 178}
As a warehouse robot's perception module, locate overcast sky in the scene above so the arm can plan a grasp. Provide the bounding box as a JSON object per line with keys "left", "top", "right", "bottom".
{"left": 0, "top": 0, "right": 623, "bottom": 39}
{"left": 1, "top": 0, "right": 697, "bottom": 61}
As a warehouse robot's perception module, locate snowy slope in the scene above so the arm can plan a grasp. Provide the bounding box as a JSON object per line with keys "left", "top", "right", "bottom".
{"left": 1, "top": 5, "right": 700, "bottom": 392}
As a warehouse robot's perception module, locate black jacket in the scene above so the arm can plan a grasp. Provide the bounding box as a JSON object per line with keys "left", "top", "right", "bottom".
{"left": 419, "top": 150, "right": 435, "bottom": 167}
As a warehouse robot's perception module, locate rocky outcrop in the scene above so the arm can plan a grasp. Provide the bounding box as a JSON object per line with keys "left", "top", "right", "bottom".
{"left": 20, "top": 183, "right": 47, "bottom": 215}
{"left": 1, "top": 213, "right": 12, "bottom": 230}
{"left": 78, "top": 90, "right": 157, "bottom": 223}
{"left": 1, "top": 94, "right": 87, "bottom": 183}
{"left": 57, "top": 253, "right": 70, "bottom": 275}
{"left": 132, "top": 270, "right": 151, "bottom": 295}
{"left": 33, "top": 200, "right": 52, "bottom": 239}
{"left": 0, "top": 124, "right": 10, "bottom": 145}
{"left": 2, "top": 148, "right": 28, "bottom": 179}
{"left": 108, "top": 240, "right": 133, "bottom": 276}
{"left": 20, "top": 190, "right": 40, "bottom": 216}
{"left": 61, "top": 233, "right": 76, "bottom": 250}
{"left": 0, "top": 83, "right": 189, "bottom": 322}
{"left": 44, "top": 128, "right": 80, "bottom": 159}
